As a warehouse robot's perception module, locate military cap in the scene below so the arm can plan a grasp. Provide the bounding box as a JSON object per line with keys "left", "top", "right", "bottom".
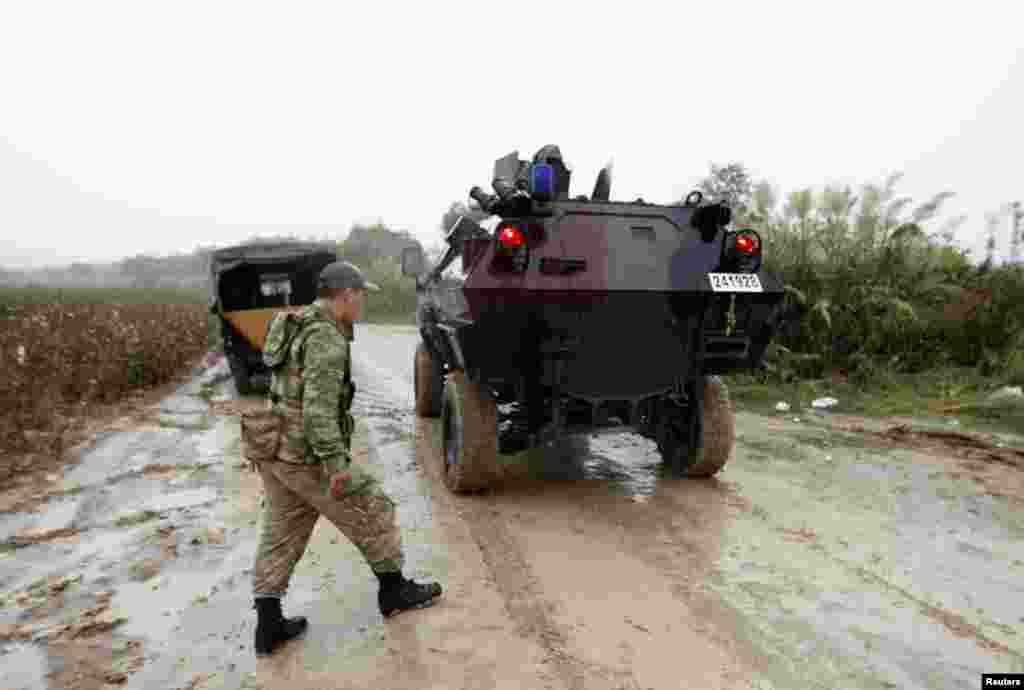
{"left": 317, "top": 261, "right": 380, "bottom": 292}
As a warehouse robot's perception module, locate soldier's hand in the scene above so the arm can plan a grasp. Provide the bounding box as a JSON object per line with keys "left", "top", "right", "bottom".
{"left": 328, "top": 471, "right": 352, "bottom": 499}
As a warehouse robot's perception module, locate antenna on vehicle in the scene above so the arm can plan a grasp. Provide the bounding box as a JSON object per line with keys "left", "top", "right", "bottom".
{"left": 592, "top": 159, "right": 613, "bottom": 201}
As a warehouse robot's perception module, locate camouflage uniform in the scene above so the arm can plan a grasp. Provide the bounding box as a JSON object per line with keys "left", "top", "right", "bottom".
{"left": 251, "top": 301, "right": 403, "bottom": 598}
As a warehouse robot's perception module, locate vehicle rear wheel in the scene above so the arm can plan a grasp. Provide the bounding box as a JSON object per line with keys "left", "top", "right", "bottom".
{"left": 414, "top": 341, "right": 443, "bottom": 417}
{"left": 228, "top": 354, "right": 251, "bottom": 396}
{"left": 440, "top": 370, "right": 501, "bottom": 493}
{"left": 657, "top": 376, "right": 735, "bottom": 478}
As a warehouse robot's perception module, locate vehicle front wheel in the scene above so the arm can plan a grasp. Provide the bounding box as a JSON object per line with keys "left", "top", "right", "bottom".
{"left": 657, "top": 375, "right": 735, "bottom": 478}
{"left": 440, "top": 370, "right": 501, "bottom": 493}
{"left": 414, "top": 341, "right": 443, "bottom": 417}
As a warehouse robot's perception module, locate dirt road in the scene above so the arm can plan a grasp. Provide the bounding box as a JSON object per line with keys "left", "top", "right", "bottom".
{"left": 2, "top": 324, "right": 1023, "bottom": 689}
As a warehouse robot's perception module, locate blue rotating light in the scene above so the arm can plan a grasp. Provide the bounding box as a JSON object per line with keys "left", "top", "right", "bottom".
{"left": 529, "top": 163, "right": 554, "bottom": 202}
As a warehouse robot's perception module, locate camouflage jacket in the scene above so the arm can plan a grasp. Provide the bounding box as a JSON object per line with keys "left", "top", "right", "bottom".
{"left": 262, "top": 302, "right": 357, "bottom": 475}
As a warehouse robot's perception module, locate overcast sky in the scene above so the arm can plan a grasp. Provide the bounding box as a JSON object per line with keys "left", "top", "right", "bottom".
{"left": 1, "top": 0, "right": 1021, "bottom": 268}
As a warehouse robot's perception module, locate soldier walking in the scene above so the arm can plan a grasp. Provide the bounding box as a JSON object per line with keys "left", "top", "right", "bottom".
{"left": 251, "top": 261, "right": 442, "bottom": 657}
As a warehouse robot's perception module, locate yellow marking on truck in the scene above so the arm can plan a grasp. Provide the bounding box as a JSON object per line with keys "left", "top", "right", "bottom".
{"left": 223, "top": 307, "right": 301, "bottom": 351}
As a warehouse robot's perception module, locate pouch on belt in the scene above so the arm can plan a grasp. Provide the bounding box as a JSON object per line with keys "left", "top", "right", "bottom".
{"left": 241, "top": 401, "right": 283, "bottom": 471}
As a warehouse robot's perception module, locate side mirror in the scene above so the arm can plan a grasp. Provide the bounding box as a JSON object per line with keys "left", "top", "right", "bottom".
{"left": 401, "top": 246, "right": 427, "bottom": 277}
{"left": 446, "top": 215, "right": 488, "bottom": 245}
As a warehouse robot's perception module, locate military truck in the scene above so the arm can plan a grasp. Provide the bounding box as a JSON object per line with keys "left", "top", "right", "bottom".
{"left": 209, "top": 241, "right": 337, "bottom": 394}
{"left": 401, "top": 146, "right": 786, "bottom": 493}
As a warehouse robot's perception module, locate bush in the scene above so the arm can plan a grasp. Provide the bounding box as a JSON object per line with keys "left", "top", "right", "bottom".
{"left": 1004, "top": 349, "right": 1024, "bottom": 386}
{"left": 744, "top": 171, "right": 1024, "bottom": 386}
{"left": 346, "top": 256, "right": 417, "bottom": 323}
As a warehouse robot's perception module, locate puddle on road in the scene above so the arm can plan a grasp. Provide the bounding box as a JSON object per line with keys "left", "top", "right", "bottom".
{"left": 69, "top": 476, "right": 207, "bottom": 529}
{"left": 33, "top": 498, "right": 82, "bottom": 534}
{"left": 2, "top": 526, "right": 149, "bottom": 598}
{"left": 363, "top": 425, "right": 443, "bottom": 582}
{"left": 136, "top": 487, "right": 219, "bottom": 514}
{"left": 113, "top": 570, "right": 219, "bottom": 640}
{"left": 156, "top": 392, "right": 212, "bottom": 430}
{"left": 196, "top": 418, "right": 233, "bottom": 461}
{"left": 116, "top": 570, "right": 260, "bottom": 690}
{"left": 0, "top": 643, "right": 49, "bottom": 689}
{"left": 63, "top": 428, "right": 204, "bottom": 489}
{"left": 159, "top": 395, "right": 209, "bottom": 417}
{"left": 490, "top": 431, "right": 665, "bottom": 502}
{"left": 0, "top": 370, "right": 251, "bottom": 690}
{"left": 0, "top": 496, "right": 82, "bottom": 545}
{"left": 157, "top": 413, "right": 210, "bottom": 430}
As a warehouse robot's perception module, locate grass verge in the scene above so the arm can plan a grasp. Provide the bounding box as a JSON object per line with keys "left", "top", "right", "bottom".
{"left": 726, "top": 367, "right": 1024, "bottom": 437}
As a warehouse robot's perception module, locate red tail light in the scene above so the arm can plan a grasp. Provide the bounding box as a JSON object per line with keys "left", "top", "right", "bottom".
{"left": 497, "top": 225, "right": 525, "bottom": 250}
{"left": 720, "top": 229, "right": 763, "bottom": 273}
{"left": 735, "top": 232, "right": 759, "bottom": 255}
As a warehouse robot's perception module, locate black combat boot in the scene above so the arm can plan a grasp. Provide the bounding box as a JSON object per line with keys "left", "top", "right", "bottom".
{"left": 253, "top": 597, "right": 308, "bottom": 657}
{"left": 377, "top": 572, "right": 443, "bottom": 618}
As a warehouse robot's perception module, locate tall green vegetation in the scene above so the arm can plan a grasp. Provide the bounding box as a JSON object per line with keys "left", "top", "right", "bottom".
{"left": 336, "top": 223, "right": 420, "bottom": 323}
{"left": 348, "top": 254, "right": 418, "bottom": 323}
{"left": 698, "top": 164, "right": 1024, "bottom": 385}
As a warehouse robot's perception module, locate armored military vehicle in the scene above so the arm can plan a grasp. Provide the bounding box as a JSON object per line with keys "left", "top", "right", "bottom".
{"left": 209, "top": 241, "right": 337, "bottom": 394}
{"left": 402, "top": 146, "right": 786, "bottom": 493}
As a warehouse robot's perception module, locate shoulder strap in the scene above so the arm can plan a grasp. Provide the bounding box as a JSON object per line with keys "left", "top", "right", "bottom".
{"left": 291, "top": 321, "right": 337, "bottom": 376}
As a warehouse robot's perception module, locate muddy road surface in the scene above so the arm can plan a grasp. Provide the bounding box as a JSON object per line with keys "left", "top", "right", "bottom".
{"left": 2, "top": 323, "right": 1023, "bottom": 690}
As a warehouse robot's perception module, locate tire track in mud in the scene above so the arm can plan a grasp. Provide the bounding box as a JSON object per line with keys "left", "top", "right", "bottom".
{"left": 443, "top": 495, "right": 591, "bottom": 690}
{"left": 350, "top": 340, "right": 607, "bottom": 690}
{"left": 531, "top": 479, "right": 795, "bottom": 690}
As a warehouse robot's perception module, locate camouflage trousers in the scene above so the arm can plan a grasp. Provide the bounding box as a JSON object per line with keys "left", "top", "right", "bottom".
{"left": 251, "top": 460, "right": 404, "bottom": 598}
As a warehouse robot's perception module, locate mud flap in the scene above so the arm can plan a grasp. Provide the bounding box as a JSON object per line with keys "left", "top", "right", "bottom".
{"left": 681, "top": 378, "right": 705, "bottom": 474}
{"left": 661, "top": 298, "right": 711, "bottom": 476}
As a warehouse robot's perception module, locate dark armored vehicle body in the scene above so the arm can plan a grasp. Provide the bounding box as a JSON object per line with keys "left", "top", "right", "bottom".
{"left": 403, "top": 146, "right": 786, "bottom": 493}
{"left": 209, "top": 241, "right": 337, "bottom": 394}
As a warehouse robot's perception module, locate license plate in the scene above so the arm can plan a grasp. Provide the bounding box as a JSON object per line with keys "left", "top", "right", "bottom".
{"left": 708, "top": 273, "right": 763, "bottom": 293}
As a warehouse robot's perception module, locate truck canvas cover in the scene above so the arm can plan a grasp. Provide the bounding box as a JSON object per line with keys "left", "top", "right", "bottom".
{"left": 210, "top": 241, "right": 338, "bottom": 280}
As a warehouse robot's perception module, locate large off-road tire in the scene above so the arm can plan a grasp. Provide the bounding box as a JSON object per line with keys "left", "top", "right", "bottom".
{"left": 440, "top": 370, "right": 501, "bottom": 493}
{"left": 414, "top": 341, "right": 444, "bottom": 418}
{"left": 228, "top": 354, "right": 252, "bottom": 396}
{"left": 658, "top": 375, "right": 735, "bottom": 478}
